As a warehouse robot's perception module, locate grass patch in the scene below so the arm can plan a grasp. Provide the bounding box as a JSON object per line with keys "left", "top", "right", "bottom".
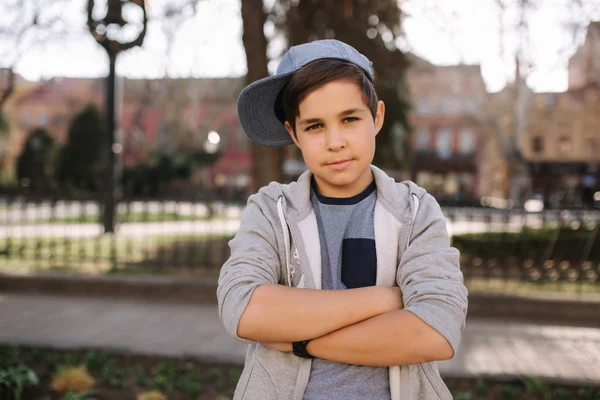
{"left": 0, "top": 234, "right": 233, "bottom": 277}
{"left": 0, "top": 345, "right": 240, "bottom": 400}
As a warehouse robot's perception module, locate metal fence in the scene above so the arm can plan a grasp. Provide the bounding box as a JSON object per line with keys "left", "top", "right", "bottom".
{"left": 1, "top": 194, "right": 599, "bottom": 295}
{"left": 0, "top": 194, "right": 243, "bottom": 278}
{"left": 445, "top": 207, "right": 600, "bottom": 295}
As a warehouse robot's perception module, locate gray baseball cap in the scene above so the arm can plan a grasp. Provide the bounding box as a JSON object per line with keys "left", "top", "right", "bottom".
{"left": 237, "top": 39, "right": 374, "bottom": 147}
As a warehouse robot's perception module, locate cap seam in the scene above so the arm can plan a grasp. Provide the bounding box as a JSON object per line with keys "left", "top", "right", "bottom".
{"left": 288, "top": 49, "right": 296, "bottom": 70}
{"left": 333, "top": 40, "right": 348, "bottom": 60}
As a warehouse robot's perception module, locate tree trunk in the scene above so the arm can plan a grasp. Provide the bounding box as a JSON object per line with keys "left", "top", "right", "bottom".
{"left": 0, "top": 67, "right": 15, "bottom": 111}
{"left": 240, "top": 0, "right": 284, "bottom": 190}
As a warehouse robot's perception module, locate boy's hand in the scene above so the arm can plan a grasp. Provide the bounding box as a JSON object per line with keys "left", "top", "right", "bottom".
{"left": 260, "top": 342, "right": 293, "bottom": 353}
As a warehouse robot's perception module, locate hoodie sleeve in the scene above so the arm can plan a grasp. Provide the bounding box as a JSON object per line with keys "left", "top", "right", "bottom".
{"left": 397, "top": 193, "right": 468, "bottom": 355}
{"left": 217, "top": 196, "right": 281, "bottom": 343}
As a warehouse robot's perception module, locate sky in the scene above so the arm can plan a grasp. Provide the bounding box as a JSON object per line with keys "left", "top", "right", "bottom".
{"left": 3, "top": 0, "right": 600, "bottom": 93}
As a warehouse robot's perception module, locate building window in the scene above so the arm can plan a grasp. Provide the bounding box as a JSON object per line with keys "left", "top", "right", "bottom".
{"left": 458, "top": 128, "right": 475, "bottom": 154}
{"left": 39, "top": 111, "right": 48, "bottom": 127}
{"left": 436, "top": 128, "right": 453, "bottom": 159}
{"left": 53, "top": 114, "right": 66, "bottom": 126}
{"left": 439, "top": 97, "right": 454, "bottom": 115}
{"left": 237, "top": 128, "right": 248, "bottom": 150}
{"left": 415, "top": 99, "right": 432, "bottom": 115}
{"left": 585, "top": 138, "right": 598, "bottom": 155}
{"left": 414, "top": 128, "right": 430, "bottom": 151}
{"left": 21, "top": 111, "right": 31, "bottom": 127}
{"left": 544, "top": 94, "right": 556, "bottom": 106}
{"left": 558, "top": 137, "right": 572, "bottom": 153}
{"left": 416, "top": 171, "right": 433, "bottom": 191}
{"left": 463, "top": 99, "right": 478, "bottom": 114}
{"left": 532, "top": 136, "right": 543, "bottom": 154}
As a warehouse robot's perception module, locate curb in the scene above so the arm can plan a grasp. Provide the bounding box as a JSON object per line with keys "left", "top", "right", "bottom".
{"left": 0, "top": 272, "right": 217, "bottom": 303}
{"left": 466, "top": 292, "right": 600, "bottom": 327}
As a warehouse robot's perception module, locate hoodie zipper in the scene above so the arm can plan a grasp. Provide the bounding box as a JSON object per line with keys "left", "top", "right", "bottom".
{"left": 403, "top": 194, "right": 420, "bottom": 252}
{"left": 277, "top": 195, "right": 306, "bottom": 288}
{"left": 277, "top": 197, "right": 293, "bottom": 286}
{"left": 277, "top": 196, "right": 312, "bottom": 400}
{"left": 396, "top": 193, "right": 420, "bottom": 400}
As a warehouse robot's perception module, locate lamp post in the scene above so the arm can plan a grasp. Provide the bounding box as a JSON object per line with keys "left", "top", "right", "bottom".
{"left": 87, "top": 0, "right": 147, "bottom": 233}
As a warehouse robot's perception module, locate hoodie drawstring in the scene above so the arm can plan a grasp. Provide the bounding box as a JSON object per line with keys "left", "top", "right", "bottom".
{"left": 277, "top": 196, "right": 293, "bottom": 287}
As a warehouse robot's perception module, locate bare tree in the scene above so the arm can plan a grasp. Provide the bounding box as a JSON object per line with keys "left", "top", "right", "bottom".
{"left": 0, "top": 0, "right": 69, "bottom": 111}
{"left": 119, "top": 0, "right": 225, "bottom": 163}
{"left": 488, "top": 0, "right": 599, "bottom": 204}
{"left": 241, "top": 0, "right": 284, "bottom": 189}
{"left": 404, "top": 0, "right": 600, "bottom": 203}
{"left": 0, "top": 0, "right": 69, "bottom": 181}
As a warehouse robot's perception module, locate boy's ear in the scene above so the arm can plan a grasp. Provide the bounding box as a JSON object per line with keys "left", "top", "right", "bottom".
{"left": 284, "top": 121, "right": 300, "bottom": 147}
{"left": 375, "top": 100, "right": 385, "bottom": 135}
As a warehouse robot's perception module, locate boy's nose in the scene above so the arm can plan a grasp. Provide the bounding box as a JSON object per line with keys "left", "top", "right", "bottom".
{"left": 325, "top": 128, "right": 346, "bottom": 151}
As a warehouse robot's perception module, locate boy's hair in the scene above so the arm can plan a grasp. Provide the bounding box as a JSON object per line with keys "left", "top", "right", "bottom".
{"left": 278, "top": 58, "right": 378, "bottom": 134}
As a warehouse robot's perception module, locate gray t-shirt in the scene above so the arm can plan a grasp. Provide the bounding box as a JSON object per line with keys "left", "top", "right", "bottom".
{"left": 303, "top": 178, "right": 390, "bottom": 400}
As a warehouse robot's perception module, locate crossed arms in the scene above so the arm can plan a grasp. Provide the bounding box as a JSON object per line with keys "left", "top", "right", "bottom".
{"left": 218, "top": 195, "right": 467, "bottom": 368}
{"left": 237, "top": 284, "right": 454, "bottom": 367}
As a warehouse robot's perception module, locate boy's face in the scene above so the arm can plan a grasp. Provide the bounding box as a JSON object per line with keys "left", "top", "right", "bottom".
{"left": 285, "top": 80, "right": 385, "bottom": 198}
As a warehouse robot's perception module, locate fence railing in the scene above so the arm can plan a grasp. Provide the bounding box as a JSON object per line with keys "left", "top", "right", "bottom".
{"left": 1, "top": 195, "right": 599, "bottom": 295}
{"left": 0, "top": 195, "right": 242, "bottom": 277}
{"left": 444, "top": 208, "right": 600, "bottom": 295}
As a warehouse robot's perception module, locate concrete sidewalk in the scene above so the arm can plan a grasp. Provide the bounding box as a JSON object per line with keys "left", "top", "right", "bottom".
{"left": 0, "top": 292, "right": 599, "bottom": 386}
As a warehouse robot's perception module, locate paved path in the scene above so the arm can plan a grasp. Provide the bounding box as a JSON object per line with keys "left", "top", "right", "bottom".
{"left": 0, "top": 293, "right": 599, "bottom": 385}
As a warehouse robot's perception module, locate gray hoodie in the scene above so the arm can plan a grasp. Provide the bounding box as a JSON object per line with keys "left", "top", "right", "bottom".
{"left": 217, "top": 165, "right": 468, "bottom": 400}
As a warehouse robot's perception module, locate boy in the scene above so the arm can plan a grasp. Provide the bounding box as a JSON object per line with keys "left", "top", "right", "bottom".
{"left": 217, "top": 39, "right": 468, "bottom": 400}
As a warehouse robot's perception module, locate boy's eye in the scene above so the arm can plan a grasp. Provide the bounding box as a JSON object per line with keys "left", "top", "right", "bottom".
{"left": 305, "top": 123, "right": 322, "bottom": 131}
{"left": 343, "top": 117, "right": 359, "bottom": 123}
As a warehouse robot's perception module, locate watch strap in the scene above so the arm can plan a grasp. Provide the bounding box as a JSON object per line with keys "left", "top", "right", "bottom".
{"left": 292, "top": 340, "right": 313, "bottom": 358}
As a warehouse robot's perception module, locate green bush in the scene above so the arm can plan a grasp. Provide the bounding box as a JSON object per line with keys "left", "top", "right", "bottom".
{"left": 500, "top": 384, "right": 521, "bottom": 398}
{"left": 522, "top": 375, "right": 551, "bottom": 399}
{"left": 59, "top": 389, "right": 97, "bottom": 400}
{"left": 0, "top": 363, "right": 40, "bottom": 400}
{"left": 452, "top": 227, "right": 599, "bottom": 262}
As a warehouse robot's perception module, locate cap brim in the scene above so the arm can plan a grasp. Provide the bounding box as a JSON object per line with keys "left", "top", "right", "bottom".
{"left": 237, "top": 72, "right": 295, "bottom": 147}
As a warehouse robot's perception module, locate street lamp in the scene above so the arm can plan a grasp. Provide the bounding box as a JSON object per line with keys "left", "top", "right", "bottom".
{"left": 203, "top": 130, "right": 221, "bottom": 154}
{"left": 87, "top": 0, "right": 147, "bottom": 233}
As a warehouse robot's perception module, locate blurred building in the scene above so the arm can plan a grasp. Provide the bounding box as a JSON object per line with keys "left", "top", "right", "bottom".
{"left": 407, "top": 55, "right": 501, "bottom": 203}
{"left": 569, "top": 21, "right": 600, "bottom": 89}
{"left": 121, "top": 78, "right": 250, "bottom": 195}
{"left": 522, "top": 83, "right": 600, "bottom": 208}
{"left": 510, "top": 21, "right": 600, "bottom": 209}
{"left": 0, "top": 69, "right": 50, "bottom": 181}
{"left": 1, "top": 74, "right": 102, "bottom": 182}
{"left": 1, "top": 76, "right": 251, "bottom": 195}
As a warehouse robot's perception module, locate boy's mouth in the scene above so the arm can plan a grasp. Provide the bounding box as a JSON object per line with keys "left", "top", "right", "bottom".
{"left": 326, "top": 159, "right": 353, "bottom": 169}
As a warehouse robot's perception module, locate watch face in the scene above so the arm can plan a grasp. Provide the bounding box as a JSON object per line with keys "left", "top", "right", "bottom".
{"left": 293, "top": 341, "right": 313, "bottom": 358}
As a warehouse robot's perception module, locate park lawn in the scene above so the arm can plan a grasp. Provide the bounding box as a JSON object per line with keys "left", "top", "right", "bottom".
{"left": 0, "top": 234, "right": 233, "bottom": 277}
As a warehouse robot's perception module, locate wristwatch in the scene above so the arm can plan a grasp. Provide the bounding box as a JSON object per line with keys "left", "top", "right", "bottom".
{"left": 292, "top": 340, "right": 313, "bottom": 358}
